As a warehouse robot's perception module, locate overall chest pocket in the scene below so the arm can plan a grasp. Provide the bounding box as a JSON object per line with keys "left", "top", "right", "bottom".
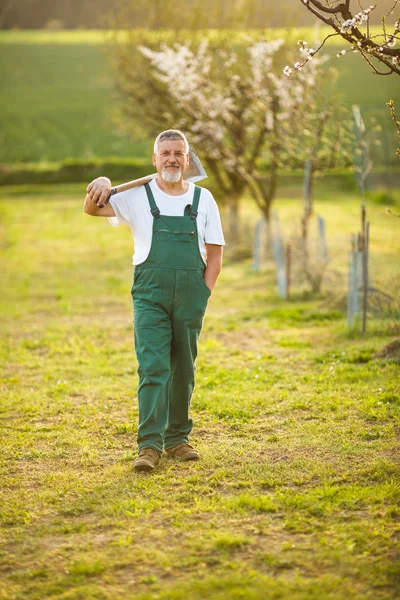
{"left": 155, "top": 229, "right": 198, "bottom": 268}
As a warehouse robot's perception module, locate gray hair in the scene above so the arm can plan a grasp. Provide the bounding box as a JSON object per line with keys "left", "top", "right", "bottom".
{"left": 154, "top": 129, "right": 189, "bottom": 154}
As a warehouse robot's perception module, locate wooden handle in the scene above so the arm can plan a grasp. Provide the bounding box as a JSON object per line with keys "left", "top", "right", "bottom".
{"left": 114, "top": 174, "right": 155, "bottom": 193}
{"left": 99, "top": 174, "right": 156, "bottom": 208}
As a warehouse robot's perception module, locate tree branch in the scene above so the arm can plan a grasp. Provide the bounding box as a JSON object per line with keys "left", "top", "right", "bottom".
{"left": 387, "top": 99, "right": 400, "bottom": 155}
{"left": 295, "top": 0, "right": 400, "bottom": 76}
{"left": 306, "top": 1, "right": 351, "bottom": 16}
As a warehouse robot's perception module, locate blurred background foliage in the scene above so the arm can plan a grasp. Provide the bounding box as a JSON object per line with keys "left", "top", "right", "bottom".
{"left": 0, "top": 0, "right": 326, "bottom": 30}
{"left": 1, "top": 0, "right": 399, "bottom": 185}
{"left": 1, "top": 0, "right": 399, "bottom": 29}
{"left": 1, "top": 29, "right": 399, "bottom": 166}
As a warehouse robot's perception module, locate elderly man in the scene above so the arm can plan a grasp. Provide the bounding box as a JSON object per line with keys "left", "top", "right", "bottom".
{"left": 84, "top": 130, "right": 225, "bottom": 472}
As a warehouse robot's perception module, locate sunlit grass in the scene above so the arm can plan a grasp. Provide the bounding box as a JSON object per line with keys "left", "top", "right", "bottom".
{"left": 0, "top": 185, "right": 399, "bottom": 599}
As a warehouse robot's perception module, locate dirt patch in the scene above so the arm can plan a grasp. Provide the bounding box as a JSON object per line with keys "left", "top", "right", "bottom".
{"left": 374, "top": 338, "right": 400, "bottom": 363}
{"left": 204, "top": 328, "right": 279, "bottom": 354}
{"left": 204, "top": 326, "right": 335, "bottom": 355}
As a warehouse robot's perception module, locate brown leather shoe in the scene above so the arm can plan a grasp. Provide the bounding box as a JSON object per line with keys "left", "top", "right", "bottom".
{"left": 134, "top": 448, "right": 162, "bottom": 472}
{"left": 165, "top": 442, "right": 200, "bottom": 461}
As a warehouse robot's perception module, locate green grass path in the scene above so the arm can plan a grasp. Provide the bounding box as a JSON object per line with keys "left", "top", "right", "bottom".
{"left": 0, "top": 186, "right": 399, "bottom": 599}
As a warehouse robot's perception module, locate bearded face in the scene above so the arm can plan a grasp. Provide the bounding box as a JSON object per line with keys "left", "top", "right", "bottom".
{"left": 153, "top": 139, "right": 189, "bottom": 184}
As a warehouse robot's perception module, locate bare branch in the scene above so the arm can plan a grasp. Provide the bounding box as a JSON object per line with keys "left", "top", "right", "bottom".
{"left": 387, "top": 99, "right": 400, "bottom": 155}
{"left": 386, "top": 0, "right": 400, "bottom": 18}
{"left": 294, "top": 33, "right": 340, "bottom": 70}
{"left": 359, "top": 48, "right": 396, "bottom": 74}
{"left": 306, "top": 1, "right": 351, "bottom": 16}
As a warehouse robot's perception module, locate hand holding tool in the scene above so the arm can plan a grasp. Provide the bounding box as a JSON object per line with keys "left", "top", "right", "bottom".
{"left": 98, "top": 146, "right": 207, "bottom": 208}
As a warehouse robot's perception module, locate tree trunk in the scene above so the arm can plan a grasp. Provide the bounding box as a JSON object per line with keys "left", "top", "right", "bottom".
{"left": 301, "top": 160, "right": 314, "bottom": 244}
{"left": 229, "top": 195, "right": 240, "bottom": 245}
{"left": 301, "top": 161, "right": 314, "bottom": 286}
{"left": 262, "top": 200, "right": 273, "bottom": 259}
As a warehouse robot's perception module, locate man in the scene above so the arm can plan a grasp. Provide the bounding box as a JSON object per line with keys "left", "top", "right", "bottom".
{"left": 84, "top": 129, "right": 225, "bottom": 472}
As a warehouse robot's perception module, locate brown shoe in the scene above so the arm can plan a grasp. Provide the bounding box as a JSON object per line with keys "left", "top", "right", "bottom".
{"left": 134, "top": 448, "right": 162, "bottom": 472}
{"left": 165, "top": 442, "right": 199, "bottom": 461}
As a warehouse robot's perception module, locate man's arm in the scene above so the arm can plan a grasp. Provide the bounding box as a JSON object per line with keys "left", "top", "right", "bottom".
{"left": 204, "top": 244, "right": 223, "bottom": 292}
{"left": 83, "top": 176, "right": 116, "bottom": 217}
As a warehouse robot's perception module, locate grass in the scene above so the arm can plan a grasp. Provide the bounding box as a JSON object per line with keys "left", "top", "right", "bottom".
{"left": 0, "top": 40, "right": 152, "bottom": 163}
{"left": 0, "top": 184, "right": 399, "bottom": 599}
{"left": 1, "top": 29, "right": 399, "bottom": 163}
{"left": 0, "top": 27, "right": 387, "bottom": 46}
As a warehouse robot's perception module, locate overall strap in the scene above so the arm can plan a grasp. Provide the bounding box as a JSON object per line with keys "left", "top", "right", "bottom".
{"left": 144, "top": 183, "right": 160, "bottom": 218}
{"left": 190, "top": 186, "right": 201, "bottom": 220}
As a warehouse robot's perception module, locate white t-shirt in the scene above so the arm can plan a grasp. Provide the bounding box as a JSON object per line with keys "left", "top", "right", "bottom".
{"left": 108, "top": 178, "right": 225, "bottom": 266}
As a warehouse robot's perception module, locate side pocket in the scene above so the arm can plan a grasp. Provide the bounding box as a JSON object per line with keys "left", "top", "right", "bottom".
{"left": 133, "top": 267, "right": 142, "bottom": 285}
{"left": 131, "top": 268, "right": 147, "bottom": 297}
{"left": 198, "top": 273, "right": 212, "bottom": 298}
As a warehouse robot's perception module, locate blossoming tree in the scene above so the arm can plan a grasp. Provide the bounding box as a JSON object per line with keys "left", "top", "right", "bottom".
{"left": 290, "top": 1, "right": 400, "bottom": 75}
{"left": 112, "top": 37, "right": 350, "bottom": 243}
{"left": 287, "top": 1, "right": 400, "bottom": 155}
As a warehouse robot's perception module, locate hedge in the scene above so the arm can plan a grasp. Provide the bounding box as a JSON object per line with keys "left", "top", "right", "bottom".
{"left": 0, "top": 158, "right": 398, "bottom": 192}
{"left": 0, "top": 158, "right": 154, "bottom": 186}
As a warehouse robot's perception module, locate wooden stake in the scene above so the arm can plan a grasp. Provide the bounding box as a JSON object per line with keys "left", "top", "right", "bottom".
{"left": 362, "top": 221, "right": 370, "bottom": 334}
{"left": 361, "top": 203, "right": 366, "bottom": 251}
{"left": 285, "top": 241, "right": 292, "bottom": 301}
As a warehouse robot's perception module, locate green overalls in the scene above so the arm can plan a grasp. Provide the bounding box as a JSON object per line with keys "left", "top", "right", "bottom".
{"left": 131, "top": 183, "right": 211, "bottom": 453}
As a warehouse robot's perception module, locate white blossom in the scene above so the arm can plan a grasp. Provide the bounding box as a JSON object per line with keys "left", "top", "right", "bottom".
{"left": 386, "top": 35, "right": 397, "bottom": 48}
{"left": 339, "top": 5, "right": 376, "bottom": 33}
{"left": 341, "top": 19, "right": 355, "bottom": 33}
{"left": 138, "top": 36, "right": 328, "bottom": 175}
{"left": 265, "top": 111, "right": 274, "bottom": 131}
{"left": 249, "top": 39, "right": 285, "bottom": 87}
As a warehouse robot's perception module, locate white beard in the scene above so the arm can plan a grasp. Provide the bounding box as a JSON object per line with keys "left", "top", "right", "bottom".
{"left": 161, "top": 166, "right": 182, "bottom": 183}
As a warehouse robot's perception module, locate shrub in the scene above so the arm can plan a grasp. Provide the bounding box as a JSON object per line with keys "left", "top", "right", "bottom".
{"left": 0, "top": 158, "right": 153, "bottom": 186}
{"left": 367, "top": 188, "right": 396, "bottom": 206}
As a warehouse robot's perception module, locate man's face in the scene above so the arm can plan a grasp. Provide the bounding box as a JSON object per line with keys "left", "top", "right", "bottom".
{"left": 153, "top": 139, "right": 189, "bottom": 183}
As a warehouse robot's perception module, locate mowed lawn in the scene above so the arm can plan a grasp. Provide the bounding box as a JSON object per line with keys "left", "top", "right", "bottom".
{"left": 0, "top": 184, "right": 399, "bottom": 600}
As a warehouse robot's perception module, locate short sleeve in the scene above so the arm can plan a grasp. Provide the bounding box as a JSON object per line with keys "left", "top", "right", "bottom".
{"left": 204, "top": 193, "right": 225, "bottom": 245}
{"left": 108, "top": 190, "right": 133, "bottom": 227}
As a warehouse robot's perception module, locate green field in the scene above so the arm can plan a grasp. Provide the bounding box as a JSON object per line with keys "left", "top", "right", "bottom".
{"left": 0, "top": 27, "right": 388, "bottom": 46}
{"left": 0, "top": 185, "right": 399, "bottom": 599}
{"left": 1, "top": 29, "right": 400, "bottom": 164}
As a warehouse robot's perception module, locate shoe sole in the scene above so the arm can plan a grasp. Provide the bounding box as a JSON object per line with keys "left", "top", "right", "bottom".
{"left": 166, "top": 454, "right": 199, "bottom": 461}
{"left": 134, "top": 462, "right": 156, "bottom": 472}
